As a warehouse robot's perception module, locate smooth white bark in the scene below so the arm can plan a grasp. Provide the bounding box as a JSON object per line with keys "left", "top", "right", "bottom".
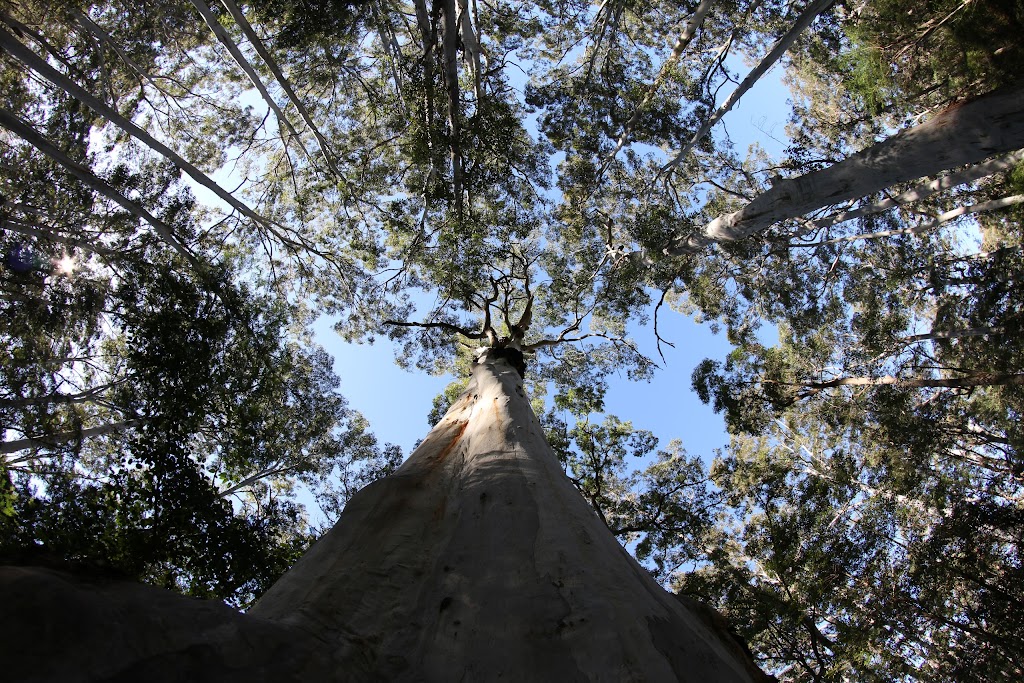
{"left": 1, "top": 421, "right": 136, "bottom": 459}
{"left": 668, "top": 79, "right": 1024, "bottom": 255}
{"left": 253, "top": 351, "right": 764, "bottom": 681}
{"left": 801, "top": 149, "right": 1024, "bottom": 233}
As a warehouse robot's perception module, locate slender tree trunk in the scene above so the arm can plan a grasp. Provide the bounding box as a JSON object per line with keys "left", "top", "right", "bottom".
{"left": 0, "top": 107, "right": 200, "bottom": 269}
{"left": 1, "top": 420, "right": 137, "bottom": 458}
{"left": 668, "top": 78, "right": 1024, "bottom": 255}
{"left": 439, "top": 0, "right": 464, "bottom": 216}
{"left": 598, "top": 0, "right": 714, "bottom": 179}
{"left": 661, "top": 0, "right": 836, "bottom": 175}
{"left": 252, "top": 350, "right": 765, "bottom": 681}
{"left": 217, "top": 0, "right": 340, "bottom": 174}
{"left": 188, "top": 0, "right": 313, "bottom": 163}
{"left": 797, "top": 148, "right": 1024, "bottom": 234}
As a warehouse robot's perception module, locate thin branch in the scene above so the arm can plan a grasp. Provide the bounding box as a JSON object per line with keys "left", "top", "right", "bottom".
{"left": 652, "top": 287, "right": 676, "bottom": 363}
{"left": 383, "top": 318, "right": 487, "bottom": 339}
{"left": 1, "top": 218, "right": 118, "bottom": 256}
{"left": 218, "top": 463, "right": 296, "bottom": 498}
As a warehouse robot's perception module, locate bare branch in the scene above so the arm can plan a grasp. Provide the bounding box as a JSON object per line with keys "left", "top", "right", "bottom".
{"left": 383, "top": 318, "right": 487, "bottom": 340}
{"left": 652, "top": 288, "right": 676, "bottom": 363}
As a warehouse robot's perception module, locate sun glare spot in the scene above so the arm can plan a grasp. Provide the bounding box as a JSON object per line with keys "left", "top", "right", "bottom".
{"left": 54, "top": 254, "right": 75, "bottom": 276}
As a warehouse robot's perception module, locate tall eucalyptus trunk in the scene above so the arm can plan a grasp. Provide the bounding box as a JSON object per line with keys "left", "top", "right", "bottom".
{"left": 252, "top": 349, "right": 764, "bottom": 681}
{"left": 2, "top": 350, "right": 766, "bottom": 681}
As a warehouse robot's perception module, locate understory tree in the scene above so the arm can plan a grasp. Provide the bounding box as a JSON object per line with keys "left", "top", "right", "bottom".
{"left": 1, "top": 0, "right": 1022, "bottom": 680}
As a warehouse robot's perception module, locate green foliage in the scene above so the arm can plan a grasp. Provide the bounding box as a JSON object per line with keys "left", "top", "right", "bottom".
{"left": 2, "top": 0, "right": 1022, "bottom": 678}
{"left": 0, "top": 247, "right": 392, "bottom": 604}
{"left": 546, "top": 410, "right": 723, "bottom": 582}
{"left": 676, "top": 413, "right": 1024, "bottom": 682}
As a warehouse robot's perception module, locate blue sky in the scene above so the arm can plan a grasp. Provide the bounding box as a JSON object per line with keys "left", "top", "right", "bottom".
{"left": 316, "top": 57, "right": 794, "bottom": 464}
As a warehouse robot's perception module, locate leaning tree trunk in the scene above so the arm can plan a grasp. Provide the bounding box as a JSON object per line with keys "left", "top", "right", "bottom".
{"left": 251, "top": 349, "right": 765, "bottom": 681}
{"left": 668, "top": 78, "right": 1024, "bottom": 255}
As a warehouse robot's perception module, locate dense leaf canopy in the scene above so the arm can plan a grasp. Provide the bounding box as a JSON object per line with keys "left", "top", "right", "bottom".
{"left": 0, "top": 0, "right": 1022, "bottom": 677}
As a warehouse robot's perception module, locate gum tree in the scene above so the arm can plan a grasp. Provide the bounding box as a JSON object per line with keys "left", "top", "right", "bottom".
{"left": 2, "top": 0, "right": 1023, "bottom": 680}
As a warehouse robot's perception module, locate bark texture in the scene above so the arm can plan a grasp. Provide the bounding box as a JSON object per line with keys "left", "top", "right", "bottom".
{"left": 0, "top": 565, "right": 334, "bottom": 683}
{"left": 2, "top": 352, "right": 767, "bottom": 681}
{"left": 252, "top": 351, "right": 765, "bottom": 681}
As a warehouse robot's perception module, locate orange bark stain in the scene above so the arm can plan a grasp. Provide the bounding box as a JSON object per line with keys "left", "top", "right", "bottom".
{"left": 435, "top": 419, "right": 469, "bottom": 464}
{"left": 430, "top": 420, "right": 469, "bottom": 521}
{"left": 491, "top": 398, "right": 502, "bottom": 431}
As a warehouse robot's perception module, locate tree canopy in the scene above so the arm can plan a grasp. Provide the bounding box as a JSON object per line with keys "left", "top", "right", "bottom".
{"left": 1, "top": 0, "right": 1022, "bottom": 678}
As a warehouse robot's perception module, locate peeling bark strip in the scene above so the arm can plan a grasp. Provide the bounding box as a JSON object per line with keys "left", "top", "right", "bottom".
{"left": 252, "top": 350, "right": 767, "bottom": 681}
{"left": 668, "top": 78, "right": 1024, "bottom": 255}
